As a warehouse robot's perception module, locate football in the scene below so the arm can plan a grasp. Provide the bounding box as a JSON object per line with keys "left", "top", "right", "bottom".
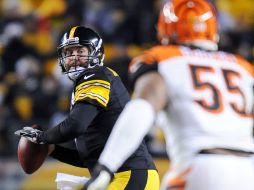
{"left": 17, "top": 125, "right": 49, "bottom": 174}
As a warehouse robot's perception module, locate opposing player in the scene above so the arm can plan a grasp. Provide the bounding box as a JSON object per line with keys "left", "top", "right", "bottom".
{"left": 84, "top": 1, "right": 254, "bottom": 190}
{"left": 15, "top": 26, "right": 160, "bottom": 190}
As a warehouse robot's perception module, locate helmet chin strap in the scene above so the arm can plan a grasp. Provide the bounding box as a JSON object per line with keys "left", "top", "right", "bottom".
{"left": 67, "top": 66, "right": 86, "bottom": 80}
{"left": 63, "top": 56, "right": 87, "bottom": 80}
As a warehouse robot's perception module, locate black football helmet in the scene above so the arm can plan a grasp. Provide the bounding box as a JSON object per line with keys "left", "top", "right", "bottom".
{"left": 57, "top": 26, "right": 104, "bottom": 80}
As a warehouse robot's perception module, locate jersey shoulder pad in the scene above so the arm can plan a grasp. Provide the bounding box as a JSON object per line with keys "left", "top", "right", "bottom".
{"left": 128, "top": 48, "right": 159, "bottom": 86}
{"left": 106, "top": 67, "right": 119, "bottom": 77}
{"left": 129, "top": 45, "right": 181, "bottom": 71}
{"left": 74, "top": 68, "right": 111, "bottom": 107}
{"left": 129, "top": 60, "right": 158, "bottom": 86}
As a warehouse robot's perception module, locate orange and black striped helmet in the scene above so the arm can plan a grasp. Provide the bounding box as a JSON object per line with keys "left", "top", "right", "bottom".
{"left": 157, "top": 0, "right": 218, "bottom": 50}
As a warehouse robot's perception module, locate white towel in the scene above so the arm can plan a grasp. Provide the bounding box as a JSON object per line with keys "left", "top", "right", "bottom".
{"left": 55, "top": 173, "right": 89, "bottom": 190}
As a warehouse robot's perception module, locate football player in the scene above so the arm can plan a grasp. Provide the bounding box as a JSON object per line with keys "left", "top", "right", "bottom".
{"left": 15, "top": 26, "right": 160, "bottom": 190}
{"left": 83, "top": 0, "right": 254, "bottom": 190}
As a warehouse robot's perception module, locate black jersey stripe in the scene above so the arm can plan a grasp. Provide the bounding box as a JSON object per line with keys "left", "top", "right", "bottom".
{"left": 124, "top": 170, "right": 148, "bottom": 190}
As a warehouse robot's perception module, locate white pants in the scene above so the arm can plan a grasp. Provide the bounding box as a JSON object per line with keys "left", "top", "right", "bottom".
{"left": 161, "top": 154, "right": 254, "bottom": 190}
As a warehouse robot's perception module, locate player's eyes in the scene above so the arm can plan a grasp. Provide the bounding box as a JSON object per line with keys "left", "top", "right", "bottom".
{"left": 78, "top": 50, "right": 87, "bottom": 55}
{"left": 64, "top": 51, "right": 72, "bottom": 56}
{"left": 63, "top": 48, "right": 88, "bottom": 57}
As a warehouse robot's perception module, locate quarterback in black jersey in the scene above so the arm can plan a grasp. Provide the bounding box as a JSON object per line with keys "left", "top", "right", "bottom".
{"left": 15, "top": 26, "right": 160, "bottom": 190}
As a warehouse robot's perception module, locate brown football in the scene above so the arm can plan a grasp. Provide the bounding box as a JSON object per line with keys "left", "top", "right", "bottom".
{"left": 17, "top": 125, "right": 49, "bottom": 174}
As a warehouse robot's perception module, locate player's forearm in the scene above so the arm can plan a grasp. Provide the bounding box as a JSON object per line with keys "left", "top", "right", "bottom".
{"left": 39, "top": 103, "right": 99, "bottom": 144}
{"left": 39, "top": 116, "right": 81, "bottom": 143}
{"left": 98, "top": 99, "right": 155, "bottom": 172}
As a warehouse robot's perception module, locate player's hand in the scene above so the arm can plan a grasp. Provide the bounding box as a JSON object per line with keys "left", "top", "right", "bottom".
{"left": 82, "top": 164, "right": 113, "bottom": 190}
{"left": 14, "top": 126, "right": 44, "bottom": 144}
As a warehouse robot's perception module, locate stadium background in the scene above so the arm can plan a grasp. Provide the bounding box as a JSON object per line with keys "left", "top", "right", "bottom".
{"left": 0, "top": 0, "right": 253, "bottom": 189}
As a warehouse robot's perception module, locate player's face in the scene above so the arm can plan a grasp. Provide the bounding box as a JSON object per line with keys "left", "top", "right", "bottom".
{"left": 63, "top": 46, "right": 89, "bottom": 71}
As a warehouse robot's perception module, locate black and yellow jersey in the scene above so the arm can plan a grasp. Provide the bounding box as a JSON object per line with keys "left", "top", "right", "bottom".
{"left": 71, "top": 66, "right": 125, "bottom": 109}
{"left": 49, "top": 66, "right": 156, "bottom": 172}
{"left": 71, "top": 66, "right": 128, "bottom": 161}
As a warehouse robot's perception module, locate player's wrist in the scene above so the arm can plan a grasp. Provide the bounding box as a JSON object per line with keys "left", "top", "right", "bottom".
{"left": 36, "top": 131, "right": 45, "bottom": 144}
{"left": 82, "top": 163, "right": 113, "bottom": 190}
{"left": 92, "top": 163, "right": 114, "bottom": 179}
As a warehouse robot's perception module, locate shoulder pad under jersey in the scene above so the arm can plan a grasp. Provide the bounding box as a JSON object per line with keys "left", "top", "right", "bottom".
{"left": 74, "top": 67, "right": 111, "bottom": 108}
{"left": 129, "top": 45, "right": 182, "bottom": 84}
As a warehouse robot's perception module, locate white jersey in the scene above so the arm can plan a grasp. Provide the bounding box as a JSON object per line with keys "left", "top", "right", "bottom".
{"left": 130, "top": 45, "right": 254, "bottom": 172}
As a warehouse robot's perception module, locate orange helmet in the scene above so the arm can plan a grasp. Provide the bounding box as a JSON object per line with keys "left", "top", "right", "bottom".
{"left": 157, "top": 0, "right": 218, "bottom": 50}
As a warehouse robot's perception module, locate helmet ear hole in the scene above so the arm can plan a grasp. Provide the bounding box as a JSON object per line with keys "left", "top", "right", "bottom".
{"left": 88, "top": 58, "right": 100, "bottom": 68}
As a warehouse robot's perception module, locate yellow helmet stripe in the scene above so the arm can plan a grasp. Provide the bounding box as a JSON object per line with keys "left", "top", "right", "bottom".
{"left": 69, "top": 26, "right": 78, "bottom": 39}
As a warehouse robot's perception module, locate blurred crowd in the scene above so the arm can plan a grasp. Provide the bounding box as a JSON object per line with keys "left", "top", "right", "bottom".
{"left": 0, "top": 0, "right": 254, "bottom": 157}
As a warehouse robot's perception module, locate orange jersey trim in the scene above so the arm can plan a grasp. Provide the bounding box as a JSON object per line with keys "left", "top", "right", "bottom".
{"left": 166, "top": 168, "right": 191, "bottom": 189}
{"left": 235, "top": 55, "right": 254, "bottom": 77}
{"left": 129, "top": 45, "right": 254, "bottom": 77}
{"left": 129, "top": 45, "right": 182, "bottom": 72}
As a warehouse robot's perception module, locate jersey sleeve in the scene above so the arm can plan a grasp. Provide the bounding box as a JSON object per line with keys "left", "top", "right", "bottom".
{"left": 74, "top": 69, "right": 111, "bottom": 108}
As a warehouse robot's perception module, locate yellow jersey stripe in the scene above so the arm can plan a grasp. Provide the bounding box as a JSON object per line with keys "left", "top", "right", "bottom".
{"left": 108, "top": 170, "right": 131, "bottom": 189}
{"left": 75, "top": 90, "right": 108, "bottom": 104}
{"left": 76, "top": 80, "right": 110, "bottom": 91}
{"left": 75, "top": 93, "right": 108, "bottom": 107}
{"left": 144, "top": 170, "right": 160, "bottom": 190}
{"left": 76, "top": 83, "right": 110, "bottom": 92}
{"left": 107, "top": 67, "right": 119, "bottom": 76}
{"left": 69, "top": 26, "right": 78, "bottom": 39}
{"left": 75, "top": 86, "right": 110, "bottom": 107}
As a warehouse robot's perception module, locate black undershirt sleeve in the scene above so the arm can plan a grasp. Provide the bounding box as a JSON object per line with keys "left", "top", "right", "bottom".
{"left": 50, "top": 145, "right": 87, "bottom": 168}
{"left": 39, "top": 102, "right": 100, "bottom": 144}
